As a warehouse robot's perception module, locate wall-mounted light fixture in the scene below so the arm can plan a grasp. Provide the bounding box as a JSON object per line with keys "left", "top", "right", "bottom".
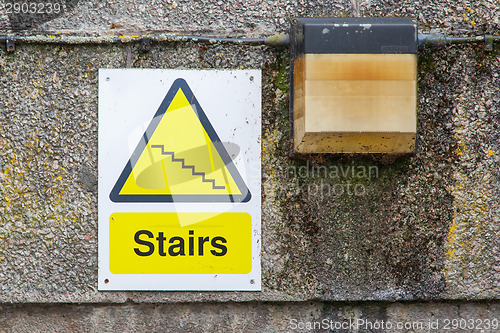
{"left": 291, "top": 17, "right": 418, "bottom": 154}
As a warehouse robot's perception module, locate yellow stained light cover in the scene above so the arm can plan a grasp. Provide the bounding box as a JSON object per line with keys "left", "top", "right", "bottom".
{"left": 293, "top": 53, "right": 417, "bottom": 154}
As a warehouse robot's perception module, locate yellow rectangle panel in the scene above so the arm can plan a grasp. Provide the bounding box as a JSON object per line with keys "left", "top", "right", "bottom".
{"left": 305, "top": 96, "right": 416, "bottom": 133}
{"left": 295, "top": 132, "right": 416, "bottom": 154}
{"left": 109, "top": 212, "right": 252, "bottom": 274}
{"left": 304, "top": 53, "right": 417, "bottom": 81}
{"left": 305, "top": 80, "right": 416, "bottom": 97}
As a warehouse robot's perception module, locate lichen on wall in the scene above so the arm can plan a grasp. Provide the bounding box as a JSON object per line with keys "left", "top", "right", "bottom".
{"left": 0, "top": 9, "right": 499, "bottom": 303}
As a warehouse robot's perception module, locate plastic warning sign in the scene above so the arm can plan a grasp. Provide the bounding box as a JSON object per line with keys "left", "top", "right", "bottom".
{"left": 98, "top": 70, "right": 261, "bottom": 291}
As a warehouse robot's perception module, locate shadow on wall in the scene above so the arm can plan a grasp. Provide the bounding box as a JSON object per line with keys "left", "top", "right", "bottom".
{"left": 5, "top": 0, "right": 79, "bottom": 31}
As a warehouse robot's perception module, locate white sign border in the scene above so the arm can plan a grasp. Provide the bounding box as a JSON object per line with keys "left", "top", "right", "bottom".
{"left": 98, "top": 69, "right": 261, "bottom": 291}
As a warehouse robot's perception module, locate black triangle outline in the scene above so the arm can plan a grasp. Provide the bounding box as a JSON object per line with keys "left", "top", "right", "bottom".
{"left": 109, "top": 78, "right": 251, "bottom": 203}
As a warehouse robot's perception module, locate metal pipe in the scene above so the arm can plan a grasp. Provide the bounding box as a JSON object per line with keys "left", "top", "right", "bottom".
{"left": 0, "top": 33, "right": 290, "bottom": 47}
{"left": 418, "top": 33, "right": 500, "bottom": 50}
{"left": 2, "top": 32, "right": 496, "bottom": 50}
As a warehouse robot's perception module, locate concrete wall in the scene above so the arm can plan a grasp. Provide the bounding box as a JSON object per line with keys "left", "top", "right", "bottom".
{"left": 0, "top": 301, "right": 498, "bottom": 332}
{"left": 0, "top": 0, "right": 499, "bottom": 331}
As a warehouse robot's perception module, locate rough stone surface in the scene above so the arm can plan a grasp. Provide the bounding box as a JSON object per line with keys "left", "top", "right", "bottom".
{"left": 1, "top": 0, "right": 350, "bottom": 35}
{"left": 0, "top": 0, "right": 498, "bottom": 309}
{"left": 359, "top": 0, "right": 500, "bottom": 35}
{"left": 0, "top": 301, "right": 498, "bottom": 332}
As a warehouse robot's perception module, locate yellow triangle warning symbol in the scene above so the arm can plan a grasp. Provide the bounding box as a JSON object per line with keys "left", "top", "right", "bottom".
{"left": 110, "top": 78, "right": 251, "bottom": 203}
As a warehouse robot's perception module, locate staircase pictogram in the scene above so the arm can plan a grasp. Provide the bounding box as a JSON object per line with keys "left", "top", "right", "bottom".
{"left": 151, "top": 144, "right": 226, "bottom": 190}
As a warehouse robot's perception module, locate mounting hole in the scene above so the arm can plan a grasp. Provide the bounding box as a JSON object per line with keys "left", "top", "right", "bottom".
{"left": 104, "top": 279, "right": 109, "bottom": 284}
{"left": 250, "top": 279, "right": 255, "bottom": 284}
{"left": 249, "top": 76, "right": 254, "bottom": 81}
{"left": 106, "top": 77, "right": 110, "bottom": 81}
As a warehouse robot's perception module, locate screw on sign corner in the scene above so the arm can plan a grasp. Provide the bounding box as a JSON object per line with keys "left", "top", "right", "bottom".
{"left": 104, "top": 278, "right": 109, "bottom": 284}
{"left": 6, "top": 40, "right": 15, "bottom": 52}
